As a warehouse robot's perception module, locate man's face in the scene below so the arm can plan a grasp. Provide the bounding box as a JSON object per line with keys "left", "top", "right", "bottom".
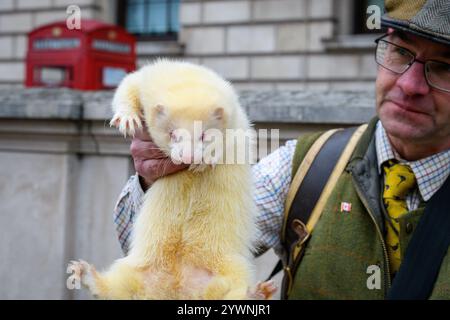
{"left": 376, "top": 31, "right": 450, "bottom": 147}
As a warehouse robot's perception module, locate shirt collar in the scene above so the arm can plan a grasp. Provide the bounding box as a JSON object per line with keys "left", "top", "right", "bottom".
{"left": 375, "top": 121, "right": 450, "bottom": 201}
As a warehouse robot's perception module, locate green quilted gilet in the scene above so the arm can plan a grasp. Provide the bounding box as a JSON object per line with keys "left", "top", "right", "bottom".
{"left": 286, "top": 118, "right": 450, "bottom": 299}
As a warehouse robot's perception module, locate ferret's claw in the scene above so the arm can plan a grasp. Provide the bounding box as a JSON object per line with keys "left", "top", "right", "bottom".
{"left": 109, "top": 116, "right": 120, "bottom": 128}
{"left": 68, "top": 260, "right": 85, "bottom": 276}
{"left": 248, "top": 280, "right": 278, "bottom": 300}
{"left": 68, "top": 259, "right": 99, "bottom": 294}
{"left": 110, "top": 110, "right": 143, "bottom": 138}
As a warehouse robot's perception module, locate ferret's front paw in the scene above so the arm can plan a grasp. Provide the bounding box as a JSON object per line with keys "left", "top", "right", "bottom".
{"left": 68, "top": 260, "right": 99, "bottom": 295}
{"left": 247, "top": 280, "right": 277, "bottom": 300}
{"left": 110, "top": 111, "right": 143, "bottom": 137}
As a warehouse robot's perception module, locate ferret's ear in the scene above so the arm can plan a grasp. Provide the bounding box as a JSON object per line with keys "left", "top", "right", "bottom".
{"left": 154, "top": 104, "right": 167, "bottom": 118}
{"left": 211, "top": 107, "right": 224, "bottom": 121}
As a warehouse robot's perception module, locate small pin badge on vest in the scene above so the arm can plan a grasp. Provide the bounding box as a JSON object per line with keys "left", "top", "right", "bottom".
{"left": 340, "top": 202, "right": 352, "bottom": 213}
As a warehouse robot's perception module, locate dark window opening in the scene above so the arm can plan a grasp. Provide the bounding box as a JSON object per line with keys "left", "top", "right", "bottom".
{"left": 117, "top": 0, "right": 180, "bottom": 41}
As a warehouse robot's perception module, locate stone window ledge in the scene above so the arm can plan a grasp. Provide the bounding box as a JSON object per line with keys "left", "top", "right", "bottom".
{"left": 0, "top": 88, "right": 376, "bottom": 125}
{"left": 136, "top": 40, "right": 185, "bottom": 56}
{"left": 323, "top": 34, "right": 382, "bottom": 52}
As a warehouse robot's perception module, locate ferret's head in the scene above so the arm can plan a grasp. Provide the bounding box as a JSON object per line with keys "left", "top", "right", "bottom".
{"left": 140, "top": 60, "right": 247, "bottom": 170}
{"left": 147, "top": 103, "right": 226, "bottom": 169}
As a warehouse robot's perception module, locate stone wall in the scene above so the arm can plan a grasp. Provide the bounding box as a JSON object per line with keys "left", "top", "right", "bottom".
{"left": 0, "top": 0, "right": 379, "bottom": 90}
{"left": 169, "top": 0, "right": 379, "bottom": 91}
{"left": 0, "top": 88, "right": 376, "bottom": 299}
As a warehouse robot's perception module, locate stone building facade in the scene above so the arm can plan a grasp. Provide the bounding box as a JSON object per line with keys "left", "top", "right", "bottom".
{"left": 0, "top": 0, "right": 381, "bottom": 90}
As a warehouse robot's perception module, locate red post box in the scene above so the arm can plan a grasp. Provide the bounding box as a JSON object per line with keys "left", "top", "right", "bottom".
{"left": 25, "top": 19, "right": 136, "bottom": 90}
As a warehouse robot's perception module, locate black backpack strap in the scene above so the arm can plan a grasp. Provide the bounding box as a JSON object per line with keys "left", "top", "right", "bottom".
{"left": 282, "top": 127, "right": 358, "bottom": 252}
{"left": 281, "top": 126, "right": 361, "bottom": 299}
{"left": 266, "top": 124, "right": 368, "bottom": 299}
{"left": 266, "top": 127, "right": 358, "bottom": 282}
{"left": 265, "top": 129, "right": 341, "bottom": 282}
{"left": 387, "top": 174, "right": 450, "bottom": 300}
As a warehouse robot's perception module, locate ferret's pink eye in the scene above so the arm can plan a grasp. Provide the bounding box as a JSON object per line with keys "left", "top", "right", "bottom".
{"left": 169, "top": 131, "right": 174, "bottom": 140}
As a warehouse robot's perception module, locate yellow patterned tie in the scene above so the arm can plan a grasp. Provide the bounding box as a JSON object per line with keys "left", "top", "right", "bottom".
{"left": 382, "top": 160, "right": 416, "bottom": 276}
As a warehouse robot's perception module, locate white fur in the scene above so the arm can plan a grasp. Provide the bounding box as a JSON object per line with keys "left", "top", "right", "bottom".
{"left": 70, "top": 60, "right": 275, "bottom": 300}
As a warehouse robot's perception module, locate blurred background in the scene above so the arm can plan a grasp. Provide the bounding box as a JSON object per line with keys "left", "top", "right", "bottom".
{"left": 0, "top": 0, "right": 381, "bottom": 299}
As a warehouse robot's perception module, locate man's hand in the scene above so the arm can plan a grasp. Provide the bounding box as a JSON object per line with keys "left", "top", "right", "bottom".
{"left": 130, "top": 127, "right": 188, "bottom": 191}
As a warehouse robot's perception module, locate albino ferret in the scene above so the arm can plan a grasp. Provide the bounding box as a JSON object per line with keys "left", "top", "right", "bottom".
{"left": 69, "top": 60, "right": 276, "bottom": 300}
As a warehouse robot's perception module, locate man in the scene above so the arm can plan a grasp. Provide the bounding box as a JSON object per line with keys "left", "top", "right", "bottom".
{"left": 113, "top": 0, "right": 450, "bottom": 299}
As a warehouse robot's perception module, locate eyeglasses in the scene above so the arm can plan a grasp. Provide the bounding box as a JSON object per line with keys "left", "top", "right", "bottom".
{"left": 374, "top": 35, "right": 450, "bottom": 93}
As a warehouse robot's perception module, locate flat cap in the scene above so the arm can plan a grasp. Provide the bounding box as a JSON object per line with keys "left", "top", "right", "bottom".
{"left": 381, "top": 0, "right": 450, "bottom": 46}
